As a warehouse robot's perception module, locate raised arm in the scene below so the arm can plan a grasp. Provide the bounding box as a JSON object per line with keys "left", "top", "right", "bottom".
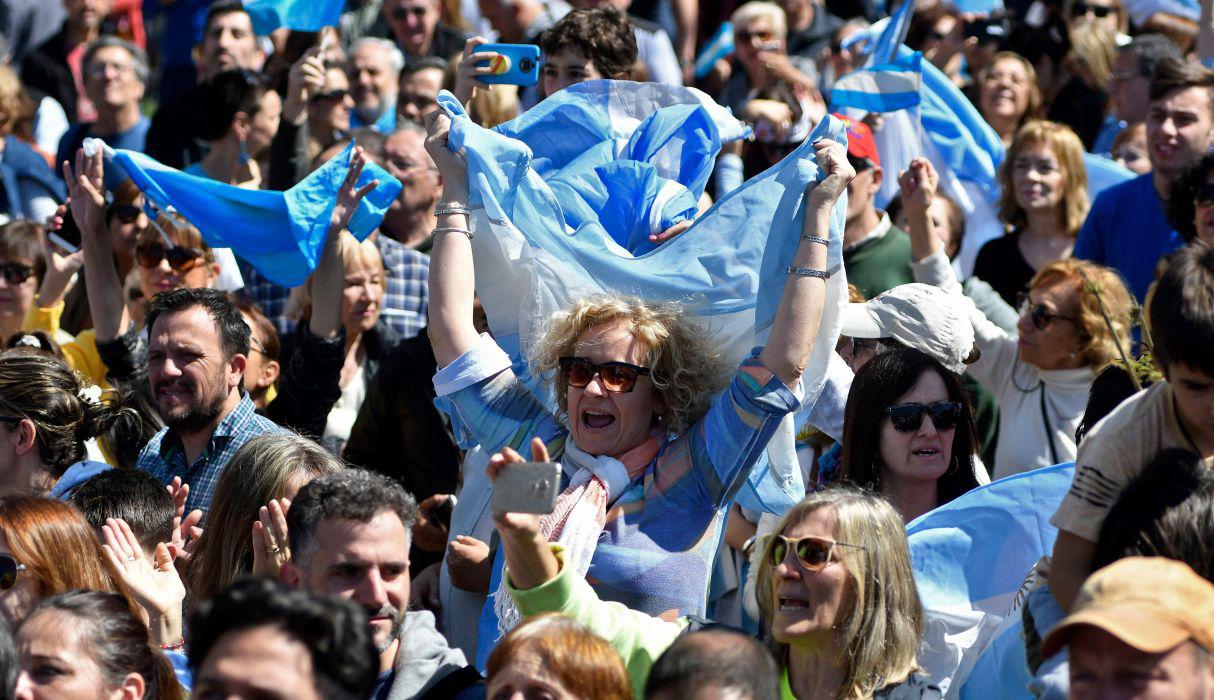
{"left": 310, "top": 146, "right": 378, "bottom": 338}
{"left": 900, "top": 157, "right": 944, "bottom": 263}
{"left": 63, "top": 148, "right": 130, "bottom": 343}
{"left": 423, "top": 111, "right": 481, "bottom": 367}
{"left": 757, "top": 139, "right": 854, "bottom": 386}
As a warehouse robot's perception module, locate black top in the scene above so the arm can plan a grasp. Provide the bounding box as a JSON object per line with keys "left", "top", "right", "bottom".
{"left": 972, "top": 230, "right": 1035, "bottom": 307}
{"left": 20, "top": 26, "right": 76, "bottom": 120}
{"left": 145, "top": 82, "right": 207, "bottom": 170}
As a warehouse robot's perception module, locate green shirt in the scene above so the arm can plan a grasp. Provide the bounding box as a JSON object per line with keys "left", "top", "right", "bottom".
{"left": 844, "top": 225, "right": 915, "bottom": 300}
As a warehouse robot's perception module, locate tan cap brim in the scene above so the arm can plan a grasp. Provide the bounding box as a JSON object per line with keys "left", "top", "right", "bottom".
{"left": 1041, "top": 606, "right": 1192, "bottom": 658}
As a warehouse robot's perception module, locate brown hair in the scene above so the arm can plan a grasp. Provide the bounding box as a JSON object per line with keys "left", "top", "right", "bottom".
{"left": 1030, "top": 259, "right": 1134, "bottom": 368}
{"left": 0, "top": 219, "right": 46, "bottom": 287}
{"left": 231, "top": 294, "right": 280, "bottom": 362}
{"left": 486, "top": 613, "right": 633, "bottom": 700}
{"left": 998, "top": 120, "right": 1090, "bottom": 236}
{"left": 0, "top": 495, "right": 135, "bottom": 613}
{"left": 0, "top": 64, "right": 35, "bottom": 141}
{"left": 540, "top": 7, "right": 638, "bottom": 81}
{"left": 1149, "top": 55, "right": 1214, "bottom": 103}
{"left": 1148, "top": 242, "right": 1214, "bottom": 378}
{"left": 136, "top": 212, "right": 216, "bottom": 262}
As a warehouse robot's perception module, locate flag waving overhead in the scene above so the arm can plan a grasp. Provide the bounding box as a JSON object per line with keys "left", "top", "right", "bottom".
{"left": 243, "top": 0, "right": 345, "bottom": 35}
{"left": 831, "top": 51, "right": 923, "bottom": 114}
{"left": 108, "top": 141, "right": 402, "bottom": 287}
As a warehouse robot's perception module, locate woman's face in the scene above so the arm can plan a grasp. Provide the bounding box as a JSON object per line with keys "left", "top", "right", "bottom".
{"left": 1011, "top": 141, "right": 1065, "bottom": 216}
{"left": 15, "top": 610, "right": 139, "bottom": 700}
{"left": 1070, "top": 0, "right": 1121, "bottom": 34}
{"left": 877, "top": 369, "right": 955, "bottom": 487}
{"left": 488, "top": 647, "right": 578, "bottom": 700}
{"left": 1112, "top": 129, "right": 1150, "bottom": 174}
{"left": 0, "top": 256, "right": 38, "bottom": 325}
{"left": 1193, "top": 172, "right": 1214, "bottom": 248}
{"left": 923, "top": 16, "right": 964, "bottom": 70}
{"left": 768, "top": 506, "right": 852, "bottom": 645}
{"left": 248, "top": 89, "right": 282, "bottom": 160}
{"left": 310, "top": 68, "right": 353, "bottom": 136}
{"left": 138, "top": 242, "right": 216, "bottom": 300}
{"left": 565, "top": 320, "right": 660, "bottom": 458}
{"left": 894, "top": 195, "right": 959, "bottom": 258}
{"left": 340, "top": 254, "right": 383, "bottom": 336}
{"left": 0, "top": 531, "right": 37, "bottom": 626}
{"left": 1016, "top": 277, "right": 1086, "bottom": 370}
{"left": 980, "top": 58, "right": 1031, "bottom": 126}
{"left": 734, "top": 16, "right": 783, "bottom": 77}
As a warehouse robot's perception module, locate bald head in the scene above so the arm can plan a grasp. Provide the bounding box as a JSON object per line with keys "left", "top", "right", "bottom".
{"left": 646, "top": 629, "right": 779, "bottom": 700}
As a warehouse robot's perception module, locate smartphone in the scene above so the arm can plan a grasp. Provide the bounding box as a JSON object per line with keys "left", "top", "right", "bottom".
{"left": 491, "top": 461, "right": 562, "bottom": 514}
{"left": 50, "top": 207, "right": 82, "bottom": 253}
{"left": 476, "top": 43, "right": 541, "bottom": 87}
{"left": 433, "top": 494, "right": 456, "bottom": 530}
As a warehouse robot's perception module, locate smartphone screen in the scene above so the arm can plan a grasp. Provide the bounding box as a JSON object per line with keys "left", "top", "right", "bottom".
{"left": 49, "top": 207, "right": 82, "bottom": 253}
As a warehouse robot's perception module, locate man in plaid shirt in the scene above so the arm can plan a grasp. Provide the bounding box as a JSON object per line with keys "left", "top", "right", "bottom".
{"left": 136, "top": 288, "right": 285, "bottom": 513}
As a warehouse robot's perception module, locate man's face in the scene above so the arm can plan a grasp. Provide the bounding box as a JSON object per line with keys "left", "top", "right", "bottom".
{"left": 65, "top": 0, "right": 110, "bottom": 34}
{"left": 349, "top": 45, "right": 400, "bottom": 122}
{"left": 398, "top": 67, "right": 443, "bottom": 126}
{"left": 1166, "top": 362, "right": 1214, "bottom": 445}
{"left": 295, "top": 513, "right": 411, "bottom": 656}
{"left": 147, "top": 306, "right": 244, "bottom": 434}
{"left": 383, "top": 129, "right": 441, "bottom": 230}
{"left": 1069, "top": 627, "right": 1214, "bottom": 700}
{"left": 542, "top": 47, "right": 604, "bottom": 99}
{"left": 383, "top": 0, "right": 440, "bottom": 56}
{"left": 1112, "top": 50, "right": 1151, "bottom": 123}
{"left": 845, "top": 161, "right": 881, "bottom": 223}
{"left": 85, "top": 46, "right": 145, "bottom": 112}
{"left": 1146, "top": 86, "right": 1214, "bottom": 180}
{"left": 199, "top": 10, "right": 261, "bottom": 81}
{"left": 478, "top": 0, "right": 524, "bottom": 43}
{"left": 193, "top": 626, "right": 324, "bottom": 700}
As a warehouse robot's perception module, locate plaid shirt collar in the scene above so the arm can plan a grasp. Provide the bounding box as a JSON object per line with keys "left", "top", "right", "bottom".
{"left": 157, "top": 393, "right": 258, "bottom": 462}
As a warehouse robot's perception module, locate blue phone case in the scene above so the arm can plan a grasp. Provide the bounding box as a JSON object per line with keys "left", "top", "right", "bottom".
{"left": 476, "top": 43, "right": 541, "bottom": 86}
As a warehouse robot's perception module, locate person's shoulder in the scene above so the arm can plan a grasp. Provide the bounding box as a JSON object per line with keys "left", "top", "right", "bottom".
{"left": 1082, "top": 382, "right": 1170, "bottom": 452}
{"left": 1094, "top": 172, "right": 1155, "bottom": 207}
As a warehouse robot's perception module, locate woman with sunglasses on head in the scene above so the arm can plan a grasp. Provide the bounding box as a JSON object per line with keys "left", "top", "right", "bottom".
{"left": 487, "top": 447, "right": 939, "bottom": 699}
{"left": 837, "top": 346, "right": 981, "bottom": 522}
{"left": 425, "top": 109, "right": 849, "bottom": 657}
{"left": 902, "top": 157, "right": 1134, "bottom": 478}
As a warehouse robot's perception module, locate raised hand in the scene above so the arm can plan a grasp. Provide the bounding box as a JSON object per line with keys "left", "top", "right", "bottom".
{"left": 413, "top": 494, "right": 452, "bottom": 553}
{"left": 898, "top": 157, "right": 939, "bottom": 215}
{"left": 284, "top": 46, "right": 327, "bottom": 123}
{"left": 454, "top": 36, "right": 499, "bottom": 106}
{"left": 62, "top": 147, "right": 107, "bottom": 240}
{"left": 488, "top": 437, "right": 551, "bottom": 539}
{"left": 166, "top": 477, "right": 203, "bottom": 567}
{"left": 251, "top": 498, "right": 291, "bottom": 578}
{"left": 447, "top": 535, "right": 493, "bottom": 593}
{"left": 329, "top": 146, "right": 379, "bottom": 234}
{"left": 423, "top": 111, "right": 468, "bottom": 201}
{"left": 489, "top": 437, "right": 561, "bottom": 590}
{"left": 807, "top": 138, "right": 856, "bottom": 211}
{"left": 102, "top": 518, "right": 185, "bottom": 645}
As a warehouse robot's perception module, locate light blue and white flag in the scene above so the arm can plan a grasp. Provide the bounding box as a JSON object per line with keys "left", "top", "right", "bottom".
{"left": 908, "top": 462, "right": 1074, "bottom": 696}
{"left": 865, "top": 0, "right": 916, "bottom": 68}
{"left": 831, "top": 52, "right": 923, "bottom": 114}
{"left": 109, "top": 141, "right": 401, "bottom": 287}
{"left": 243, "top": 0, "right": 345, "bottom": 35}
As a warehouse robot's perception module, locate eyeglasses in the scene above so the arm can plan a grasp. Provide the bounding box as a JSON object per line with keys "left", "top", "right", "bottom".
{"left": 110, "top": 203, "right": 142, "bottom": 224}
{"left": 767, "top": 534, "right": 864, "bottom": 571}
{"left": 1072, "top": 2, "right": 1114, "bottom": 17}
{"left": 1016, "top": 292, "right": 1078, "bottom": 330}
{"left": 136, "top": 242, "right": 206, "bottom": 272}
{"left": 735, "top": 28, "right": 776, "bottom": 43}
{"left": 558, "top": 357, "right": 651, "bottom": 394}
{"left": 0, "top": 554, "right": 26, "bottom": 591}
{"left": 1196, "top": 183, "right": 1214, "bottom": 206}
{"left": 885, "top": 401, "right": 962, "bottom": 433}
{"left": 390, "top": 5, "right": 428, "bottom": 19}
{"left": 0, "top": 263, "right": 34, "bottom": 285}
{"left": 311, "top": 88, "right": 350, "bottom": 103}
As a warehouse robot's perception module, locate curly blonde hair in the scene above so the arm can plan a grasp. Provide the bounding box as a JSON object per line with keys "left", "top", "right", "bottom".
{"left": 1030, "top": 259, "right": 1134, "bottom": 368}
{"left": 531, "top": 296, "right": 729, "bottom": 436}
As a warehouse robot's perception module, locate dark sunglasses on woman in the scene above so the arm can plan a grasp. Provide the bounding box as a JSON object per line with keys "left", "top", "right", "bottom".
{"left": 1072, "top": 2, "right": 1113, "bottom": 17}
{"left": 110, "top": 203, "right": 142, "bottom": 224}
{"left": 885, "top": 401, "right": 962, "bottom": 433}
{"left": 0, "top": 262, "right": 35, "bottom": 285}
{"left": 136, "top": 242, "right": 206, "bottom": 272}
{"left": 558, "top": 357, "right": 650, "bottom": 394}
{"left": 1016, "top": 292, "right": 1078, "bottom": 331}
{"left": 0, "top": 553, "right": 26, "bottom": 590}
{"left": 311, "top": 88, "right": 350, "bottom": 103}
{"left": 767, "top": 534, "right": 864, "bottom": 571}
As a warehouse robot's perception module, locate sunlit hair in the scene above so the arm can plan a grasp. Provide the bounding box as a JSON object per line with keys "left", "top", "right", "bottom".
{"left": 470, "top": 82, "right": 520, "bottom": 128}
{"left": 731, "top": 1, "right": 787, "bottom": 39}
{"left": 0, "top": 64, "right": 34, "bottom": 140}
{"left": 755, "top": 488, "right": 924, "bottom": 699}
{"left": 531, "top": 296, "right": 729, "bottom": 436}
{"left": 289, "top": 231, "right": 383, "bottom": 323}
{"left": 0, "top": 496, "right": 135, "bottom": 615}
{"left": 486, "top": 613, "right": 632, "bottom": 700}
{"left": 1030, "top": 259, "right": 1133, "bottom": 368}
{"left": 997, "top": 120, "right": 1090, "bottom": 236}
{"left": 980, "top": 52, "right": 1044, "bottom": 127}
{"left": 135, "top": 211, "right": 216, "bottom": 263}
{"left": 1068, "top": 23, "right": 1117, "bottom": 88}
{"left": 187, "top": 434, "right": 344, "bottom": 610}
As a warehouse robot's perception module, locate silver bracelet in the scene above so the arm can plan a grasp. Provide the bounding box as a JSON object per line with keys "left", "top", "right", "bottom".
{"left": 801, "top": 235, "right": 829, "bottom": 246}
{"left": 787, "top": 265, "right": 831, "bottom": 279}
{"left": 435, "top": 203, "right": 471, "bottom": 216}
{"left": 433, "top": 226, "right": 473, "bottom": 240}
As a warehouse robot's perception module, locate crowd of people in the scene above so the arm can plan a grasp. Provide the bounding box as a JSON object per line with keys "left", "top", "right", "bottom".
{"left": 0, "top": 0, "right": 1211, "bottom": 697}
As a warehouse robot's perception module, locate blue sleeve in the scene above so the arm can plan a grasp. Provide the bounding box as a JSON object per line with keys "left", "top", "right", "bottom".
{"left": 1073, "top": 192, "right": 1109, "bottom": 263}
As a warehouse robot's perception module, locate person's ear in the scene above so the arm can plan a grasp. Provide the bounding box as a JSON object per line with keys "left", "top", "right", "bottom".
{"left": 13, "top": 419, "right": 36, "bottom": 457}
{"left": 118, "top": 672, "right": 145, "bottom": 700}
{"left": 870, "top": 165, "right": 884, "bottom": 192}
{"left": 260, "top": 359, "right": 281, "bottom": 389}
{"left": 280, "top": 560, "right": 302, "bottom": 588}
{"left": 232, "top": 111, "right": 251, "bottom": 142}
{"left": 208, "top": 261, "right": 222, "bottom": 281}
{"left": 228, "top": 353, "right": 248, "bottom": 387}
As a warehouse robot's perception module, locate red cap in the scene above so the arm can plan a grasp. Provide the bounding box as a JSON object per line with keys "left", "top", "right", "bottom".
{"left": 831, "top": 113, "right": 880, "bottom": 167}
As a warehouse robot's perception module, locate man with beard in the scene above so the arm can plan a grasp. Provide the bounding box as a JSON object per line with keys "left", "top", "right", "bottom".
{"left": 382, "top": 122, "right": 441, "bottom": 250}
{"left": 136, "top": 288, "right": 285, "bottom": 513}
{"left": 282, "top": 469, "right": 484, "bottom": 700}
{"left": 349, "top": 37, "right": 405, "bottom": 133}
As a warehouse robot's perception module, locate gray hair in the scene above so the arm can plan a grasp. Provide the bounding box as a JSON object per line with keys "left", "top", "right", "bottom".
{"left": 1126, "top": 33, "right": 1183, "bottom": 78}
{"left": 83, "top": 36, "right": 149, "bottom": 86}
{"left": 349, "top": 37, "right": 406, "bottom": 76}
{"left": 287, "top": 469, "right": 418, "bottom": 567}
{"left": 730, "top": 1, "right": 787, "bottom": 39}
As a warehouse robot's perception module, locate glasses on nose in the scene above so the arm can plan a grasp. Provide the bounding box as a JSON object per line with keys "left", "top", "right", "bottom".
{"left": 0, "top": 263, "right": 34, "bottom": 285}
{"left": 558, "top": 357, "right": 650, "bottom": 393}
{"left": 767, "top": 534, "right": 863, "bottom": 571}
{"left": 1016, "top": 292, "right": 1078, "bottom": 331}
{"left": 311, "top": 88, "right": 350, "bottom": 103}
{"left": 1072, "top": 2, "right": 1113, "bottom": 17}
{"left": 0, "top": 553, "right": 26, "bottom": 591}
{"left": 735, "top": 28, "right": 776, "bottom": 43}
{"left": 391, "top": 5, "right": 427, "bottom": 19}
{"left": 885, "top": 401, "right": 962, "bottom": 433}
{"left": 110, "top": 203, "right": 141, "bottom": 224}
{"left": 136, "top": 242, "right": 206, "bottom": 272}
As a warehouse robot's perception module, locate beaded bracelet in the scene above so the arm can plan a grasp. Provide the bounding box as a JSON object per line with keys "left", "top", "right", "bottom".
{"left": 801, "top": 235, "right": 829, "bottom": 245}
{"left": 160, "top": 639, "right": 186, "bottom": 652}
{"left": 787, "top": 265, "right": 831, "bottom": 279}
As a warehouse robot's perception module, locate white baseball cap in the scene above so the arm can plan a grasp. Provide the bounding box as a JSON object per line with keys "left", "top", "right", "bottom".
{"left": 840, "top": 283, "right": 976, "bottom": 375}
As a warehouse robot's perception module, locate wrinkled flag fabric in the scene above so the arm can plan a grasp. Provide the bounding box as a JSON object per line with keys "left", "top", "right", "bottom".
{"left": 243, "top": 0, "right": 344, "bottom": 35}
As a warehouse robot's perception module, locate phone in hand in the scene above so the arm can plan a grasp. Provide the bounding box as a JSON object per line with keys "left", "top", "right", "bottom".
{"left": 432, "top": 494, "right": 456, "bottom": 530}
{"left": 491, "top": 461, "right": 561, "bottom": 514}
{"left": 50, "top": 207, "right": 82, "bottom": 253}
{"left": 476, "top": 43, "right": 541, "bottom": 87}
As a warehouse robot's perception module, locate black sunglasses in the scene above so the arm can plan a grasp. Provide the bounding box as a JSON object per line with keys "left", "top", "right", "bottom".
{"left": 1016, "top": 292, "right": 1078, "bottom": 331}
{"left": 885, "top": 401, "right": 962, "bottom": 433}
{"left": 558, "top": 357, "right": 651, "bottom": 394}
{"left": 110, "top": 203, "right": 142, "bottom": 224}
{"left": 1072, "top": 2, "right": 1114, "bottom": 17}
{"left": 0, "top": 553, "right": 26, "bottom": 591}
{"left": 311, "top": 88, "right": 350, "bottom": 103}
{"left": 768, "top": 534, "right": 864, "bottom": 571}
{"left": 0, "top": 263, "right": 34, "bottom": 285}
{"left": 390, "top": 5, "right": 427, "bottom": 19}
{"left": 1196, "top": 183, "right": 1214, "bottom": 206}
{"left": 136, "top": 242, "right": 206, "bottom": 272}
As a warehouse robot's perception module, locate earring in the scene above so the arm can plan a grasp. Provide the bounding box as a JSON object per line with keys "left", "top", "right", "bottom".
{"left": 944, "top": 455, "right": 960, "bottom": 476}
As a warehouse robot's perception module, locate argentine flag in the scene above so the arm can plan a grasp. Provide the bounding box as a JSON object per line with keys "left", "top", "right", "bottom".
{"left": 831, "top": 52, "right": 923, "bottom": 115}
